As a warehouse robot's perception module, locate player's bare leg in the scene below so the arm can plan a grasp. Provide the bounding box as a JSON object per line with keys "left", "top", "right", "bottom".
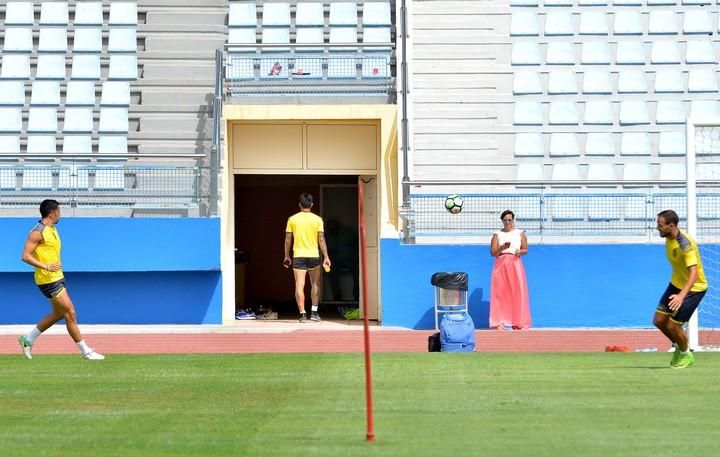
{"left": 52, "top": 291, "right": 104, "bottom": 359}
{"left": 308, "top": 267, "right": 322, "bottom": 321}
{"left": 294, "top": 269, "right": 308, "bottom": 321}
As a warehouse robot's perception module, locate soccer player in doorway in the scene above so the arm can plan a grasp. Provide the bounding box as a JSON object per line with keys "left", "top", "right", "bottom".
{"left": 654, "top": 209, "right": 708, "bottom": 369}
{"left": 284, "top": 193, "right": 331, "bottom": 322}
{"left": 18, "top": 199, "right": 104, "bottom": 360}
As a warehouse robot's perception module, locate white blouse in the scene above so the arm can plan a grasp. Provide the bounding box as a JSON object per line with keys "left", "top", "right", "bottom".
{"left": 495, "top": 228, "right": 523, "bottom": 255}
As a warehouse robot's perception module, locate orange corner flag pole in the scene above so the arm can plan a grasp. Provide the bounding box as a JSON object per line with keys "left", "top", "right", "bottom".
{"left": 358, "top": 176, "right": 375, "bottom": 443}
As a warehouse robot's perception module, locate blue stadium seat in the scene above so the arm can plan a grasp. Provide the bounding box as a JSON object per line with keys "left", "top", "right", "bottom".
{"left": 513, "top": 101, "right": 543, "bottom": 125}
{"left": 658, "top": 131, "right": 685, "bottom": 156}
{"left": 585, "top": 132, "right": 615, "bottom": 156}
{"left": 0, "top": 135, "right": 21, "bottom": 154}
{"left": 620, "top": 132, "right": 651, "bottom": 156}
{"left": 581, "top": 41, "right": 610, "bottom": 64}
{"left": 65, "top": 81, "right": 96, "bottom": 106}
{"left": 650, "top": 41, "right": 681, "bottom": 64}
{"left": 4, "top": 2, "right": 34, "bottom": 26}
{"left": 683, "top": 10, "right": 713, "bottom": 34}
{"left": 583, "top": 101, "right": 613, "bottom": 125}
{"left": 510, "top": 12, "right": 539, "bottom": 36}
{"left": 108, "top": 55, "right": 138, "bottom": 80}
{"left": 38, "top": 28, "right": 68, "bottom": 53}
{"left": 37, "top": 55, "right": 67, "bottom": 80}
{"left": 30, "top": 81, "right": 61, "bottom": 106}
{"left": 614, "top": 11, "right": 643, "bottom": 35}
{"left": 648, "top": 10, "right": 678, "bottom": 34}
{"left": 546, "top": 42, "right": 575, "bottom": 65}
{"left": 619, "top": 100, "right": 650, "bottom": 125}
{"left": 73, "top": 28, "right": 103, "bottom": 53}
{"left": 74, "top": 2, "right": 103, "bottom": 26}
{"left": 71, "top": 54, "right": 101, "bottom": 80}
{"left": 686, "top": 41, "right": 716, "bottom": 64}
{"left": 108, "top": 28, "right": 138, "bottom": 53}
{"left": 0, "top": 108, "right": 22, "bottom": 132}
{"left": 688, "top": 69, "right": 719, "bottom": 93}
{"left": 98, "top": 107, "right": 129, "bottom": 133}
{"left": 63, "top": 108, "right": 93, "bottom": 133}
{"left": 40, "top": 2, "right": 69, "bottom": 26}
{"left": 0, "top": 54, "right": 31, "bottom": 79}
{"left": 655, "top": 100, "right": 686, "bottom": 124}
{"left": 514, "top": 133, "right": 544, "bottom": 157}
{"left": 544, "top": 11, "right": 573, "bottom": 36}
{"left": 616, "top": 42, "right": 645, "bottom": 65}
{"left": 617, "top": 70, "right": 647, "bottom": 93}
{"left": 62, "top": 135, "right": 92, "bottom": 155}
{"left": 228, "top": 2, "right": 257, "bottom": 27}
{"left": 101, "top": 81, "right": 131, "bottom": 106}
{"left": 654, "top": 69, "right": 684, "bottom": 93}
{"left": 582, "top": 70, "right": 612, "bottom": 94}
{"left": 511, "top": 43, "right": 541, "bottom": 65}
{"left": 579, "top": 12, "right": 608, "bottom": 35}
{"left": 547, "top": 71, "right": 577, "bottom": 94}
{"left": 296, "top": 3, "right": 324, "bottom": 27}
{"left": 513, "top": 71, "right": 542, "bottom": 94}
{"left": 690, "top": 100, "right": 720, "bottom": 119}
{"left": 93, "top": 167, "right": 125, "bottom": 190}
{"left": 109, "top": 2, "right": 138, "bottom": 26}
{"left": 329, "top": 2, "right": 358, "bottom": 26}
{"left": 549, "top": 133, "right": 580, "bottom": 157}
{"left": 27, "top": 107, "right": 58, "bottom": 133}
{"left": 3, "top": 27, "right": 33, "bottom": 52}
{"left": 0, "top": 81, "right": 25, "bottom": 105}
{"left": 27, "top": 134, "right": 57, "bottom": 154}
{"left": 549, "top": 101, "right": 578, "bottom": 125}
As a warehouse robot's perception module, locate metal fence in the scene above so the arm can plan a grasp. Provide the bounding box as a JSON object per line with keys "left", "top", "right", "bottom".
{"left": 225, "top": 45, "right": 393, "bottom": 97}
{"left": 405, "top": 187, "right": 720, "bottom": 241}
{"left": 0, "top": 164, "right": 199, "bottom": 216}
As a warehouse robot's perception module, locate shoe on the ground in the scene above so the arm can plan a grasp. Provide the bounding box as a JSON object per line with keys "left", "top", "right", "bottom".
{"left": 671, "top": 352, "right": 695, "bottom": 369}
{"left": 18, "top": 336, "right": 33, "bottom": 360}
{"left": 257, "top": 311, "right": 278, "bottom": 320}
{"left": 310, "top": 311, "right": 321, "bottom": 322}
{"left": 299, "top": 313, "right": 308, "bottom": 323}
{"left": 235, "top": 309, "right": 256, "bottom": 320}
{"left": 82, "top": 351, "right": 105, "bottom": 360}
{"left": 670, "top": 346, "right": 682, "bottom": 366}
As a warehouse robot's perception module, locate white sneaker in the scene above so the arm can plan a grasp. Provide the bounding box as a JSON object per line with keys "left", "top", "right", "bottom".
{"left": 82, "top": 351, "right": 105, "bottom": 360}
{"left": 18, "top": 336, "right": 33, "bottom": 360}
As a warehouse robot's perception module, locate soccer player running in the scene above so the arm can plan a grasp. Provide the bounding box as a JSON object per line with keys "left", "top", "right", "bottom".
{"left": 18, "top": 199, "right": 104, "bottom": 360}
{"left": 283, "top": 193, "right": 331, "bottom": 322}
{"left": 654, "top": 209, "right": 708, "bottom": 369}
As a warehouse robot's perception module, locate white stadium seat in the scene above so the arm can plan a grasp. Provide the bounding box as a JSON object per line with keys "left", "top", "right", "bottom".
{"left": 71, "top": 54, "right": 101, "bottom": 80}
{"left": 108, "top": 28, "right": 138, "bottom": 53}
{"left": 40, "top": 2, "right": 69, "bottom": 26}
{"left": 513, "top": 71, "right": 542, "bottom": 95}
{"left": 617, "top": 70, "right": 647, "bottom": 93}
{"left": 549, "top": 133, "right": 580, "bottom": 157}
{"left": 37, "top": 55, "right": 67, "bottom": 80}
{"left": 228, "top": 3, "right": 257, "bottom": 27}
{"left": 296, "top": 3, "right": 324, "bottom": 27}
{"left": 620, "top": 132, "right": 651, "bottom": 155}
{"left": 544, "top": 11, "right": 574, "bottom": 36}
{"left": 654, "top": 69, "right": 685, "bottom": 93}
{"left": 579, "top": 12, "right": 608, "bottom": 35}
{"left": 5, "top": 2, "right": 34, "bottom": 26}
{"left": 62, "top": 135, "right": 92, "bottom": 155}
{"left": 619, "top": 100, "right": 650, "bottom": 125}
{"left": 363, "top": 2, "right": 391, "bottom": 26}
{"left": 98, "top": 107, "right": 129, "bottom": 133}
{"left": 582, "top": 70, "right": 612, "bottom": 94}
{"left": 548, "top": 101, "right": 578, "bottom": 125}
{"left": 513, "top": 101, "right": 543, "bottom": 125}
{"left": 581, "top": 41, "right": 611, "bottom": 64}
{"left": 650, "top": 41, "right": 681, "bottom": 64}
{"left": 587, "top": 163, "right": 617, "bottom": 183}
{"left": 63, "top": 108, "right": 94, "bottom": 133}
{"left": 27, "top": 107, "right": 58, "bottom": 133}
{"left": 510, "top": 12, "right": 539, "bottom": 36}
{"left": 0, "top": 135, "right": 21, "bottom": 154}
{"left": 27, "top": 134, "right": 56, "bottom": 153}
{"left": 514, "top": 133, "right": 544, "bottom": 157}
{"left": 585, "top": 132, "right": 615, "bottom": 156}
{"left": 683, "top": 10, "right": 713, "bottom": 34}
{"left": 0, "top": 81, "right": 25, "bottom": 105}
{"left": 99, "top": 135, "right": 129, "bottom": 156}
{"left": 1, "top": 54, "right": 31, "bottom": 79}
{"left": 3, "top": 27, "right": 33, "bottom": 52}
{"left": 686, "top": 41, "right": 716, "bottom": 64}
{"left": 329, "top": 2, "right": 357, "bottom": 26}
{"left": 262, "top": 2, "right": 290, "bottom": 26}
{"left": 688, "top": 69, "right": 719, "bottom": 93}
{"left": 690, "top": 100, "right": 720, "bottom": 119}
{"left": 616, "top": 41, "right": 645, "bottom": 65}
{"left": 648, "top": 10, "right": 678, "bottom": 35}
{"left": 38, "top": 28, "right": 68, "bottom": 53}
{"left": 109, "top": 2, "right": 138, "bottom": 26}
{"left": 546, "top": 42, "right": 575, "bottom": 65}
{"left": 583, "top": 101, "right": 613, "bottom": 125}
{"left": 74, "top": 2, "right": 103, "bottom": 26}
{"left": 614, "top": 11, "right": 643, "bottom": 35}
{"left": 65, "top": 81, "right": 96, "bottom": 106}
{"left": 655, "top": 100, "right": 686, "bottom": 124}
{"left": 30, "top": 81, "right": 61, "bottom": 106}
{"left": 0, "top": 108, "right": 23, "bottom": 132}
{"left": 108, "top": 55, "right": 138, "bottom": 80}
{"left": 547, "top": 71, "right": 577, "bottom": 94}
{"left": 101, "top": 81, "right": 131, "bottom": 106}
{"left": 73, "top": 28, "right": 103, "bottom": 53}
{"left": 511, "top": 43, "right": 541, "bottom": 65}
{"left": 658, "top": 131, "right": 686, "bottom": 156}
{"left": 516, "top": 163, "right": 544, "bottom": 181}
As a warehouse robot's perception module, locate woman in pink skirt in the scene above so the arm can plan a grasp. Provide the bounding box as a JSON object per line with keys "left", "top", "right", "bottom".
{"left": 489, "top": 210, "right": 531, "bottom": 330}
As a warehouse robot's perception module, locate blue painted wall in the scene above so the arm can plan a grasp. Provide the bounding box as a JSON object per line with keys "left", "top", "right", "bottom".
{"left": 380, "top": 238, "right": 718, "bottom": 330}
{"left": 0, "top": 218, "right": 221, "bottom": 324}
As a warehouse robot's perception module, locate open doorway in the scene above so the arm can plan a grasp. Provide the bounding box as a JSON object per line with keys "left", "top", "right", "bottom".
{"left": 234, "top": 174, "right": 359, "bottom": 321}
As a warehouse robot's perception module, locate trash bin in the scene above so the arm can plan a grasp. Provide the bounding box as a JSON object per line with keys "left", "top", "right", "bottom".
{"left": 431, "top": 272, "right": 469, "bottom": 330}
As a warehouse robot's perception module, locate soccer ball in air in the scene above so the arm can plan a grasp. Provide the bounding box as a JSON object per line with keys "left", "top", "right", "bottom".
{"left": 444, "top": 195, "right": 464, "bottom": 214}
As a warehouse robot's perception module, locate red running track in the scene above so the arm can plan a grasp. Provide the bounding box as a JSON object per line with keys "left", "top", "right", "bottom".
{"left": 0, "top": 329, "right": 673, "bottom": 355}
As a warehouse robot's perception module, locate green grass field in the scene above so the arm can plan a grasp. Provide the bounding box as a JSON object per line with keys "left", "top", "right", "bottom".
{"left": 1, "top": 353, "right": 719, "bottom": 457}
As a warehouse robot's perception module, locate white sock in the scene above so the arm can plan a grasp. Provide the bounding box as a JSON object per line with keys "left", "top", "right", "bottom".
{"left": 311, "top": 305, "right": 318, "bottom": 312}
{"left": 76, "top": 340, "right": 91, "bottom": 354}
{"left": 26, "top": 327, "right": 42, "bottom": 344}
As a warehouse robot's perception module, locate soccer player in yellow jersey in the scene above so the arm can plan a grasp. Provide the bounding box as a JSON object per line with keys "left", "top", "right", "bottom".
{"left": 284, "top": 193, "right": 331, "bottom": 322}
{"left": 654, "top": 210, "right": 708, "bottom": 369}
{"left": 17, "top": 200, "right": 104, "bottom": 360}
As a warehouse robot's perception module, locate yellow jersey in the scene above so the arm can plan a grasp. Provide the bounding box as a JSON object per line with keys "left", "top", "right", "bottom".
{"left": 665, "top": 230, "right": 708, "bottom": 292}
{"left": 286, "top": 211, "right": 324, "bottom": 258}
{"left": 31, "top": 222, "right": 64, "bottom": 285}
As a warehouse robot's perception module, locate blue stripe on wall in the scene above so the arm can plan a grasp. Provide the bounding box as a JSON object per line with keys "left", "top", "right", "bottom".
{"left": 379, "top": 238, "right": 714, "bottom": 329}
{"left": 0, "top": 218, "right": 220, "bottom": 272}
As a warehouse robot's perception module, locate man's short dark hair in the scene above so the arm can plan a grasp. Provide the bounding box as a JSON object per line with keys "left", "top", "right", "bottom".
{"left": 299, "top": 193, "right": 313, "bottom": 209}
{"left": 658, "top": 209, "right": 679, "bottom": 226}
{"left": 40, "top": 199, "right": 59, "bottom": 218}
{"left": 500, "top": 210, "right": 515, "bottom": 221}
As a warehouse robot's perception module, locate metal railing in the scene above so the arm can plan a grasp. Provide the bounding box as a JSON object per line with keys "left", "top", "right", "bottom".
{"left": 404, "top": 181, "right": 720, "bottom": 242}
{"left": 224, "top": 43, "right": 393, "bottom": 97}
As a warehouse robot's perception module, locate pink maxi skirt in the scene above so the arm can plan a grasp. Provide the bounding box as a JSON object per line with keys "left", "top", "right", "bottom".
{"left": 489, "top": 254, "right": 531, "bottom": 329}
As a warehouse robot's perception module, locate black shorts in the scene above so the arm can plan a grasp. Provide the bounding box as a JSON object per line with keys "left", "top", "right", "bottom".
{"left": 292, "top": 257, "right": 321, "bottom": 270}
{"left": 656, "top": 283, "right": 706, "bottom": 324}
{"left": 37, "top": 279, "right": 66, "bottom": 299}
